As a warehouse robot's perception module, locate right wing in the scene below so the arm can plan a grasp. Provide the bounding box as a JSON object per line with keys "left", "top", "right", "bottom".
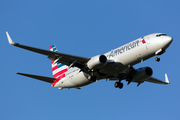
{"left": 6, "top": 32, "right": 89, "bottom": 69}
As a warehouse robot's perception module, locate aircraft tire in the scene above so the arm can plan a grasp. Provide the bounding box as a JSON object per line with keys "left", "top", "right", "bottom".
{"left": 118, "top": 82, "right": 123, "bottom": 89}
{"left": 114, "top": 82, "right": 119, "bottom": 88}
{"left": 155, "top": 57, "right": 160, "bottom": 62}
{"left": 114, "top": 82, "right": 123, "bottom": 89}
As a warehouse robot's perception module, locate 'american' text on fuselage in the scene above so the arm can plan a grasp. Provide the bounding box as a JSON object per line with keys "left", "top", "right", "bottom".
{"left": 107, "top": 40, "right": 140, "bottom": 58}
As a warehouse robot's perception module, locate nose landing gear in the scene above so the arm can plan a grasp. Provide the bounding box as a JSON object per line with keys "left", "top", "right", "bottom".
{"left": 155, "top": 48, "right": 166, "bottom": 62}
{"left": 155, "top": 56, "right": 160, "bottom": 62}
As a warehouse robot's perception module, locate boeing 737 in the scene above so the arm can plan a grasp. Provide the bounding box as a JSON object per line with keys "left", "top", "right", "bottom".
{"left": 6, "top": 32, "right": 173, "bottom": 90}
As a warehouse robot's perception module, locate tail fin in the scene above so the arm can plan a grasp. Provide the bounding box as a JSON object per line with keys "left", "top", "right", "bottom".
{"left": 50, "top": 45, "right": 68, "bottom": 79}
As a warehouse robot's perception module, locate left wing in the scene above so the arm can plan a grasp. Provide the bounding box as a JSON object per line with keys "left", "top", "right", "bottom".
{"left": 6, "top": 32, "right": 89, "bottom": 69}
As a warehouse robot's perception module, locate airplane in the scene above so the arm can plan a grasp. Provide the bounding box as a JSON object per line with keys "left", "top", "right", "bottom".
{"left": 6, "top": 32, "right": 173, "bottom": 90}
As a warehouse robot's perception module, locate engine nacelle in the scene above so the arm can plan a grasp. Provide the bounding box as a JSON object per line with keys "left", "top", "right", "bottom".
{"left": 133, "top": 67, "right": 153, "bottom": 81}
{"left": 87, "top": 55, "right": 107, "bottom": 69}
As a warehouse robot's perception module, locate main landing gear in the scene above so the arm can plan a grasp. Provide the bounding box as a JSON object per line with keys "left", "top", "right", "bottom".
{"left": 114, "top": 82, "right": 123, "bottom": 89}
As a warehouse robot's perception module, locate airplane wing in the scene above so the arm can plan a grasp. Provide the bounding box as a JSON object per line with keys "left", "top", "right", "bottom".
{"left": 109, "top": 66, "right": 170, "bottom": 85}
{"left": 145, "top": 74, "right": 170, "bottom": 85}
{"left": 123, "top": 67, "right": 170, "bottom": 85}
{"left": 16, "top": 72, "right": 56, "bottom": 83}
{"left": 6, "top": 32, "right": 89, "bottom": 69}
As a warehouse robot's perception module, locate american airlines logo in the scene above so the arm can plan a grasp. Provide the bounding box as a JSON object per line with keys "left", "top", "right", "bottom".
{"left": 107, "top": 40, "right": 140, "bottom": 58}
{"left": 141, "top": 37, "right": 146, "bottom": 44}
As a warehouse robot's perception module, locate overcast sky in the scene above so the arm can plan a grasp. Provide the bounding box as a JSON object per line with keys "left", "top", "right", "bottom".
{"left": 1, "top": 0, "right": 180, "bottom": 120}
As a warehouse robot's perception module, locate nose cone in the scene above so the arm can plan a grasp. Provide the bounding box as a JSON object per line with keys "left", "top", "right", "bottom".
{"left": 163, "top": 36, "right": 173, "bottom": 49}
{"left": 164, "top": 36, "right": 173, "bottom": 43}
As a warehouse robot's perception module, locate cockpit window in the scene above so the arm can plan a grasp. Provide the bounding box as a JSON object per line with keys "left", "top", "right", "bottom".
{"left": 156, "top": 34, "right": 167, "bottom": 37}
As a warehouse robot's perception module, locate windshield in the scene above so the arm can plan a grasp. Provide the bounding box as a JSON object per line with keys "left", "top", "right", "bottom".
{"left": 156, "top": 34, "right": 167, "bottom": 37}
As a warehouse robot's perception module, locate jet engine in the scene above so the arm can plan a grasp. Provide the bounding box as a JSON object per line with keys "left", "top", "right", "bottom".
{"left": 86, "top": 55, "right": 107, "bottom": 69}
{"left": 133, "top": 67, "right": 153, "bottom": 81}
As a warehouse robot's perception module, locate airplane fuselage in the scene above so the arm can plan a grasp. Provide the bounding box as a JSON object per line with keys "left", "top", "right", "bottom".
{"left": 53, "top": 33, "right": 172, "bottom": 89}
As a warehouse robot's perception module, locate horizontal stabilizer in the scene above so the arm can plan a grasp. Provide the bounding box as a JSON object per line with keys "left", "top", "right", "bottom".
{"left": 16, "top": 72, "right": 56, "bottom": 83}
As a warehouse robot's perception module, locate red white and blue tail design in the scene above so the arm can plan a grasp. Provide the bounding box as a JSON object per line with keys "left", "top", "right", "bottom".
{"left": 50, "top": 45, "right": 68, "bottom": 86}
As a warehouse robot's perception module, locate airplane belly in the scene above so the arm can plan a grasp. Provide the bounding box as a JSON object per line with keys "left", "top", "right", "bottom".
{"left": 99, "top": 62, "right": 125, "bottom": 76}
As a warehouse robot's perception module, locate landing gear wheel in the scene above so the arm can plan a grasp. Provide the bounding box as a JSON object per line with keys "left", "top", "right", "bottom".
{"left": 114, "top": 82, "right": 123, "bottom": 89}
{"left": 118, "top": 83, "right": 123, "bottom": 89}
{"left": 114, "top": 82, "right": 119, "bottom": 88}
{"left": 155, "top": 57, "right": 160, "bottom": 62}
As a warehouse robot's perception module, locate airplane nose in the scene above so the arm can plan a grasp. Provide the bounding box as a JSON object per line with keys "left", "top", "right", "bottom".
{"left": 164, "top": 36, "right": 173, "bottom": 43}
{"left": 163, "top": 36, "right": 173, "bottom": 49}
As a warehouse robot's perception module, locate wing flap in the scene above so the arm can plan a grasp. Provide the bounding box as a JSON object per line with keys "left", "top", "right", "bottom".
{"left": 16, "top": 72, "right": 56, "bottom": 83}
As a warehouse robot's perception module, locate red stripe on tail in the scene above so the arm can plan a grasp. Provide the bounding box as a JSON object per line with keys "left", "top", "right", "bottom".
{"left": 53, "top": 68, "right": 68, "bottom": 78}
{"left": 52, "top": 65, "right": 58, "bottom": 71}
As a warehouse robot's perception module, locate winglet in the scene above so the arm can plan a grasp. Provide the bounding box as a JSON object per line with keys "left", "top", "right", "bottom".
{"left": 6, "top": 32, "right": 17, "bottom": 45}
{"left": 165, "top": 74, "right": 170, "bottom": 84}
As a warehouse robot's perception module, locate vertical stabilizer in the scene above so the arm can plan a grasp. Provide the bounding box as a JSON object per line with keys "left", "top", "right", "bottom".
{"left": 50, "top": 45, "right": 68, "bottom": 80}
